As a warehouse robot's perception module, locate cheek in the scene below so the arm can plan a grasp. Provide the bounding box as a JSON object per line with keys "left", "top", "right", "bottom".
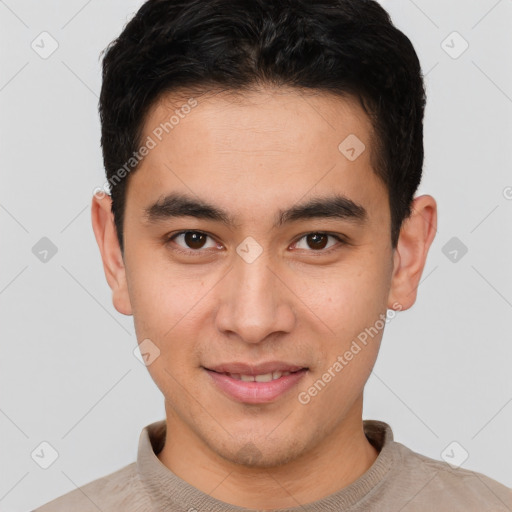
{"left": 127, "top": 252, "right": 216, "bottom": 337}
{"left": 297, "top": 271, "right": 387, "bottom": 412}
{"left": 126, "top": 244, "right": 206, "bottom": 334}
{"left": 308, "top": 261, "right": 390, "bottom": 339}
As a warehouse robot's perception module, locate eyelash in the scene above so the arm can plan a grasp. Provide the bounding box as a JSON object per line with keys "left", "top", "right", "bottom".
{"left": 165, "top": 230, "right": 347, "bottom": 256}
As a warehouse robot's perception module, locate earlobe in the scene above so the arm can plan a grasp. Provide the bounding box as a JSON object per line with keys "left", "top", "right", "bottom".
{"left": 387, "top": 195, "right": 437, "bottom": 311}
{"left": 91, "top": 193, "right": 133, "bottom": 316}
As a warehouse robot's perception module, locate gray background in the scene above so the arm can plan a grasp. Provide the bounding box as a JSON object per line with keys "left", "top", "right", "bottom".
{"left": 1, "top": 0, "right": 511, "bottom": 510}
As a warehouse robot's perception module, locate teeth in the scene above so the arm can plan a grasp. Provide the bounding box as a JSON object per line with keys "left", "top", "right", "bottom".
{"left": 227, "top": 371, "right": 293, "bottom": 382}
{"left": 255, "top": 373, "right": 273, "bottom": 382}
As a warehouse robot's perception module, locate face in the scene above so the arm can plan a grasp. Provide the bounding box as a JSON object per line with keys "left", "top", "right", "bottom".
{"left": 95, "top": 87, "right": 422, "bottom": 468}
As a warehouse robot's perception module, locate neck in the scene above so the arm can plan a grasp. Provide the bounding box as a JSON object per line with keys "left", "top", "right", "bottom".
{"left": 157, "top": 399, "right": 379, "bottom": 509}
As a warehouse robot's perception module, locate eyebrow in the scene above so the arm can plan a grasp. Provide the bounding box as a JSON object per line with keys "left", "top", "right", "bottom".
{"left": 143, "top": 192, "right": 368, "bottom": 229}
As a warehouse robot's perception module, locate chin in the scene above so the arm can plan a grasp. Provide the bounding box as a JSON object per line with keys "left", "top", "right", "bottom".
{"left": 212, "top": 433, "right": 307, "bottom": 469}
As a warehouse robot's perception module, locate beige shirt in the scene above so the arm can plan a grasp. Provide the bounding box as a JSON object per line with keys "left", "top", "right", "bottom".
{"left": 33, "top": 419, "right": 511, "bottom": 511}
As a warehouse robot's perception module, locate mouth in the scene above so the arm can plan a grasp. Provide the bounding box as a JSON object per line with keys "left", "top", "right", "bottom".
{"left": 214, "top": 370, "right": 297, "bottom": 382}
{"left": 202, "top": 362, "right": 308, "bottom": 404}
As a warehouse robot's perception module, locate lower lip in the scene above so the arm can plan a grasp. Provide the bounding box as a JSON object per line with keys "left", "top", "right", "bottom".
{"left": 205, "top": 368, "right": 307, "bottom": 404}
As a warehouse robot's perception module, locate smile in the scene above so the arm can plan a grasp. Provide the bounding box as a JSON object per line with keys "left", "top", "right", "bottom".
{"left": 222, "top": 371, "right": 292, "bottom": 382}
{"left": 203, "top": 365, "right": 308, "bottom": 404}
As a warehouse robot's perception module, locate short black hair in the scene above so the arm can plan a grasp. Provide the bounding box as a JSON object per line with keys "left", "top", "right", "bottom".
{"left": 99, "top": 0, "right": 426, "bottom": 253}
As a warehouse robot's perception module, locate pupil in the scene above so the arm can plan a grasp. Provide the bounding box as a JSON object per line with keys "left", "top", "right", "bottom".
{"left": 308, "top": 233, "right": 327, "bottom": 250}
{"left": 185, "top": 232, "right": 205, "bottom": 249}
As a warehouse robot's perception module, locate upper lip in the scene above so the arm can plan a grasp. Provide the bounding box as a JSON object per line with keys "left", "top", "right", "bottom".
{"left": 204, "top": 361, "right": 307, "bottom": 375}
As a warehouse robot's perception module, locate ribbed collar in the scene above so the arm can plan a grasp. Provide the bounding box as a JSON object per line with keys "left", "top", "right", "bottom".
{"left": 136, "top": 419, "right": 397, "bottom": 511}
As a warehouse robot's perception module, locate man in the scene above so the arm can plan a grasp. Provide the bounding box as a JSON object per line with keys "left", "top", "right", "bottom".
{"left": 34, "top": 0, "right": 511, "bottom": 510}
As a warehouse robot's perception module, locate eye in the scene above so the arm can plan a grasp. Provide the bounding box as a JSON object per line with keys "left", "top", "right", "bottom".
{"left": 167, "top": 231, "right": 221, "bottom": 253}
{"left": 165, "top": 230, "right": 346, "bottom": 256}
{"left": 291, "top": 232, "right": 345, "bottom": 252}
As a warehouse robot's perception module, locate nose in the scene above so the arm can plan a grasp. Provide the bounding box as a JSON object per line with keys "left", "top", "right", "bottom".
{"left": 215, "top": 247, "right": 296, "bottom": 344}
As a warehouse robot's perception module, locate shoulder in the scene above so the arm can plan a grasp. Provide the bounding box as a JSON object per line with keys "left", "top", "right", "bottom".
{"left": 31, "top": 462, "right": 150, "bottom": 512}
{"left": 391, "top": 441, "right": 512, "bottom": 511}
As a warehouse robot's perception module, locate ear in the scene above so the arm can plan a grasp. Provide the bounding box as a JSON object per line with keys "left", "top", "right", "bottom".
{"left": 91, "top": 192, "right": 133, "bottom": 316}
{"left": 387, "top": 195, "right": 437, "bottom": 311}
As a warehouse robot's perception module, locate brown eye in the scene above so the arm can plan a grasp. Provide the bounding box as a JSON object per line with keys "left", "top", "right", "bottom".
{"left": 293, "top": 232, "right": 344, "bottom": 252}
{"left": 169, "top": 231, "right": 218, "bottom": 252}
{"left": 183, "top": 231, "right": 207, "bottom": 249}
{"left": 306, "top": 233, "right": 328, "bottom": 250}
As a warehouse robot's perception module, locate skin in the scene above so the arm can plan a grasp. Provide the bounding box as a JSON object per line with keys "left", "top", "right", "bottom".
{"left": 91, "top": 86, "right": 437, "bottom": 509}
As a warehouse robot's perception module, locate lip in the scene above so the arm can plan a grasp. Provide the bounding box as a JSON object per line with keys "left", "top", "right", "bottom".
{"left": 203, "top": 362, "right": 308, "bottom": 404}
{"left": 206, "top": 361, "right": 305, "bottom": 375}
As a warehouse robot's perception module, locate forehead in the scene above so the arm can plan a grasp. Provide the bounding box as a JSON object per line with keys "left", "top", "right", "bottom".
{"left": 126, "top": 86, "right": 387, "bottom": 226}
{"left": 143, "top": 86, "right": 374, "bottom": 155}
